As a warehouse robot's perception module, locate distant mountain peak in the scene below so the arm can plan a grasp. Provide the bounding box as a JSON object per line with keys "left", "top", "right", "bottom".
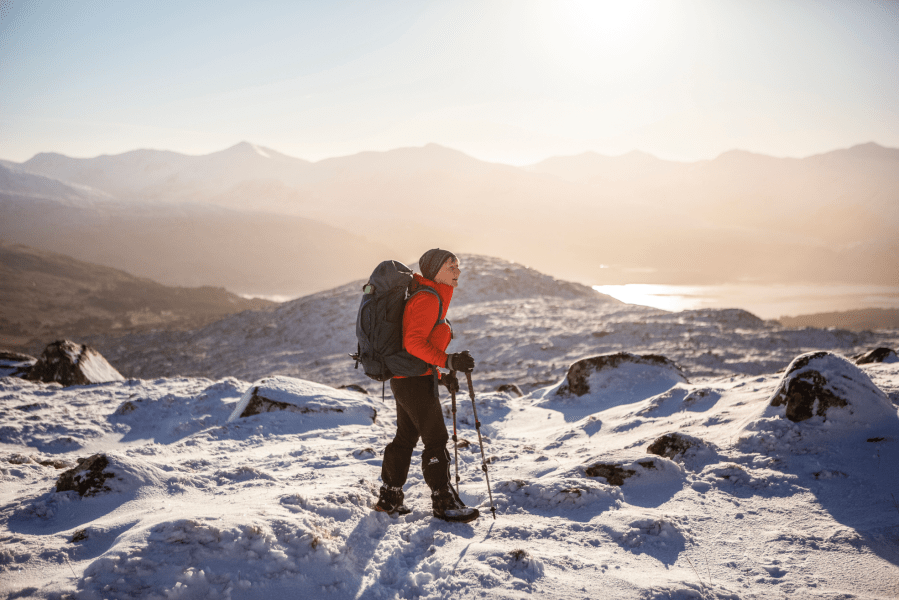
{"left": 841, "top": 142, "right": 897, "bottom": 160}
{"left": 222, "top": 141, "right": 273, "bottom": 158}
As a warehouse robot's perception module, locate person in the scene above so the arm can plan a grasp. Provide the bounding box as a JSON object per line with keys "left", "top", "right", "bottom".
{"left": 375, "top": 248, "right": 479, "bottom": 523}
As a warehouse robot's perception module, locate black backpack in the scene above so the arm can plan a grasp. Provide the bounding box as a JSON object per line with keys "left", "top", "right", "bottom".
{"left": 352, "top": 260, "right": 445, "bottom": 381}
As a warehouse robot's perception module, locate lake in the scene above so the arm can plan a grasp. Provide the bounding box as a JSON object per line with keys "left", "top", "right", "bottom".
{"left": 591, "top": 283, "right": 899, "bottom": 320}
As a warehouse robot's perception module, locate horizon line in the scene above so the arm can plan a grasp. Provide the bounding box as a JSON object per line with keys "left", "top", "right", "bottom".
{"left": 2, "top": 139, "right": 894, "bottom": 168}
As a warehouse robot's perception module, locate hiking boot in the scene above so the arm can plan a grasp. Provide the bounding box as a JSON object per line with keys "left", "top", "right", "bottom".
{"left": 374, "top": 485, "right": 411, "bottom": 516}
{"left": 431, "top": 485, "right": 479, "bottom": 523}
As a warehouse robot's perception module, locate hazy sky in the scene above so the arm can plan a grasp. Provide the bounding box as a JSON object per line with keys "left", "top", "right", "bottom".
{"left": 1, "top": 0, "right": 897, "bottom": 164}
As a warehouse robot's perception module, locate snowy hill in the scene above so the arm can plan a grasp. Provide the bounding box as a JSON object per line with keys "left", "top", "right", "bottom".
{"left": 86, "top": 255, "right": 899, "bottom": 396}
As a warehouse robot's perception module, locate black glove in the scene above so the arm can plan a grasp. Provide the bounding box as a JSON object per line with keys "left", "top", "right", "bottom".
{"left": 446, "top": 350, "right": 475, "bottom": 373}
{"left": 440, "top": 371, "right": 460, "bottom": 394}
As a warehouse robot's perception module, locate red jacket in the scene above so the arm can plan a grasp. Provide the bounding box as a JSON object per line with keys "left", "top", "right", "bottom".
{"left": 399, "top": 273, "right": 454, "bottom": 377}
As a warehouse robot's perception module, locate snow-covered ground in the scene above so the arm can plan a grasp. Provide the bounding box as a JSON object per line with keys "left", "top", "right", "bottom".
{"left": 3, "top": 256, "right": 899, "bottom": 599}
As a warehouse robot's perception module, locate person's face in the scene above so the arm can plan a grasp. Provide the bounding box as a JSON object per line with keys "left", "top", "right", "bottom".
{"left": 434, "top": 257, "right": 461, "bottom": 288}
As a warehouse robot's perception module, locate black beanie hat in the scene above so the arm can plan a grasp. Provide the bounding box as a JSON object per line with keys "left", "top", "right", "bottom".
{"left": 419, "top": 248, "right": 457, "bottom": 282}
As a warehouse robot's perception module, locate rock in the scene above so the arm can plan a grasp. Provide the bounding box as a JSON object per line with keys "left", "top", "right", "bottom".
{"left": 646, "top": 433, "right": 717, "bottom": 468}
{"left": 25, "top": 340, "right": 124, "bottom": 386}
{"left": 71, "top": 529, "right": 89, "bottom": 543}
{"left": 769, "top": 351, "right": 892, "bottom": 422}
{"left": 496, "top": 383, "right": 523, "bottom": 397}
{"left": 227, "top": 376, "right": 378, "bottom": 424}
{"left": 584, "top": 463, "right": 636, "bottom": 486}
{"left": 54, "top": 453, "right": 165, "bottom": 497}
{"left": 0, "top": 350, "right": 37, "bottom": 378}
{"left": 647, "top": 433, "right": 700, "bottom": 460}
{"left": 557, "top": 352, "right": 687, "bottom": 397}
{"left": 56, "top": 454, "right": 115, "bottom": 497}
{"left": 854, "top": 347, "right": 898, "bottom": 365}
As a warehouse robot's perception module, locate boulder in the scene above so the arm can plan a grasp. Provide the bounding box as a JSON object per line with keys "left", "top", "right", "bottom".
{"left": 584, "top": 463, "right": 636, "bottom": 486}
{"left": 557, "top": 352, "right": 687, "bottom": 398}
{"left": 647, "top": 433, "right": 701, "bottom": 460}
{"left": 496, "top": 383, "right": 523, "bottom": 397}
{"left": 854, "top": 347, "right": 898, "bottom": 365}
{"left": 55, "top": 452, "right": 166, "bottom": 496}
{"left": 25, "top": 340, "right": 124, "bottom": 386}
{"left": 769, "top": 351, "right": 893, "bottom": 422}
{"left": 646, "top": 433, "right": 717, "bottom": 469}
{"left": 227, "top": 376, "right": 378, "bottom": 424}
{"left": 0, "top": 350, "right": 37, "bottom": 378}
{"left": 56, "top": 454, "right": 116, "bottom": 497}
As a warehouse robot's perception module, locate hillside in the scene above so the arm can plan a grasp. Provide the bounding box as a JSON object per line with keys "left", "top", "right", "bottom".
{"left": 0, "top": 164, "right": 399, "bottom": 297}
{"left": 0, "top": 242, "right": 275, "bottom": 354}
{"left": 87, "top": 255, "right": 899, "bottom": 394}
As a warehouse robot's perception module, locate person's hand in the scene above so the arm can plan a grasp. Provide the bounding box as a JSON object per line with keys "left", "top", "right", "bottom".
{"left": 440, "top": 371, "right": 460, "bottom": 394}
{"left": 446, "top": 350, "right": 475, "bottom": 373}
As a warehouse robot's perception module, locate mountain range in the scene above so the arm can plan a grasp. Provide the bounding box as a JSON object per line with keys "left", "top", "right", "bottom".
{"left": 2, "top": 141, "right": 897, "bottom": 297}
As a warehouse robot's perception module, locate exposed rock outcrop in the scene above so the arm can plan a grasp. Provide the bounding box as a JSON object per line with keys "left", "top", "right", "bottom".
{"left": 25, "top": 340, "right": 124, "bottom": 386}
{"left": 647, "top": 433, "right": 701, "bottom": 460}
{"left": 646, "top": 433, "right": 718, "bottom": 469}
{"left": 557, "top": 352, "right": 687, "bottom": 397}
{"left": 769, "top": 351, "right": 892, "bottom": 422}
{"left": 496, "top": 383, "right": 523, "bottom": 397}
{"left": 584, "top": 463, "right": 636, "bottom": 486}
{"left": 854, "top": 347, "right": 898, "bottom": 365}
{"left": 0, "top": 350, "right": 36, "bottom": 378}
{"left": 227, "top": 376, "right": 378, "bottom": 424}
{"left": 56, "top": 454, "right": 115, "bottom": 497}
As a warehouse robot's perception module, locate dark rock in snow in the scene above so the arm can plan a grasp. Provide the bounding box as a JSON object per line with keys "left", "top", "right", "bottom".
{"left": 240, "top": 391, "right": 323, "bottom": 418}
{"left": 71, "top": 529, "right": 89, "bottom": 543}
{"left": 496, "top": 383, "right": 523, "bottom": 397}
{"left": 56, "top": 454, "right": 115, "bottom": 497}
{"left": 854, "top": 347, "right": 898, "bottom": 365}
{"left": 0, "top": 350, "right": 37, "bottom": 378}
{"left": 584, "top": 463, "right": 636, "bottom": 486}
{"left": 647, "top": 433, "right": 701, "bottom": 460}
{"left": 228, "top": 376, "right": 378, "bottom": 424}
{"left": 25, "top": 340, "right": 124, "bottom": 386}
{"left": 769, "top": 351, "right": 891, "bottom": 422}
{"left": 558, "top": 352, "right": 687, "bottom": 397}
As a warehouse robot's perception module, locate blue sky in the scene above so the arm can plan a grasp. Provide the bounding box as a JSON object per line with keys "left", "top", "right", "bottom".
{"left": 1, "top": 0, "right": 897, "bottom": 164}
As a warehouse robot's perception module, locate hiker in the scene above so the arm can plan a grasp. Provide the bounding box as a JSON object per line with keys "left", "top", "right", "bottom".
{"left": 375, "top": 249, "right": 480, "bottom": 523}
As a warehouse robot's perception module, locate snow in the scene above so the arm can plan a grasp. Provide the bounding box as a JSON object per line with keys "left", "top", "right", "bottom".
{"left": 77, "top": 351, "right": 126, "bottom": 386}
{"left": 3, "top": 260, "right": 899, "bottom": 598}
{"left": 226, "top": 376, "right": 380, "bottom": 425}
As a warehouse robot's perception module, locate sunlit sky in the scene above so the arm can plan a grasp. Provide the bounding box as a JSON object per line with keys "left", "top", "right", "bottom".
{"left": 1, "top": 0, "right": 897, "bottom": 164}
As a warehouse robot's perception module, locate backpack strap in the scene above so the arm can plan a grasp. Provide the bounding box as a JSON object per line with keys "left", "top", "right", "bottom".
{"left": 408, "top": 287, "right": 445, "bottom": 326}
{"left": 408, "top": 287, "right": 446, "bottom": 394}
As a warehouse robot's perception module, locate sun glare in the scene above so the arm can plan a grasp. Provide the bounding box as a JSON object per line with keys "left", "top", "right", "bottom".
{"left": 532, "top": 0, "right": 672, "bottom": 74}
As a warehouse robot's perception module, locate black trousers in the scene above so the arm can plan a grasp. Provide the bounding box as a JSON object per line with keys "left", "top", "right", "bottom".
{"left": 381, "top": 375, "right": 450, "bottom": 492}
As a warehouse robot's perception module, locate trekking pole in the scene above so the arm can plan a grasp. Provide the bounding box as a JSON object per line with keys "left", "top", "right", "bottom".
{"left": 465, "top": 371, "right": 497, "bottom": 519}
{"left": 449, "top": 370, "right": 461, "bottom": 489}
